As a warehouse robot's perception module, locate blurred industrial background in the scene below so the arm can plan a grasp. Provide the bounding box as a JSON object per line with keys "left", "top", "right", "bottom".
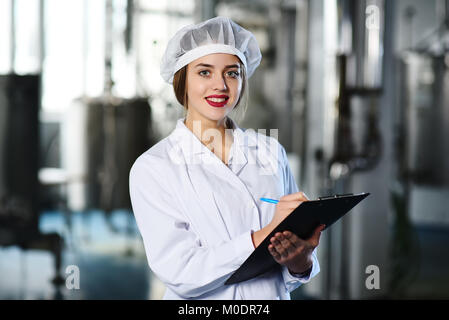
{"left": 0, "top": 0, "right": 448, "bottom": 300}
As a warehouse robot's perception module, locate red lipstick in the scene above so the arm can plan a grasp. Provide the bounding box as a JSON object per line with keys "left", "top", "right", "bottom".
{"left": 205, "top": 95, "right": 229, "bottom": 108}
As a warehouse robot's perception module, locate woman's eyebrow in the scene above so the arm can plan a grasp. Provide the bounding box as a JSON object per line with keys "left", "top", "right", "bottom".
{"left": 194, "top": 63, "right": 240, "bottom": 69}
{"left": 225, "top": 64, "right": 240, "bottom": 69}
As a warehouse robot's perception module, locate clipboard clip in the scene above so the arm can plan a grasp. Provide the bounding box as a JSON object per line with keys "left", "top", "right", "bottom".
{"left": 318, "top": 193, "right": 354, "bottom": 201}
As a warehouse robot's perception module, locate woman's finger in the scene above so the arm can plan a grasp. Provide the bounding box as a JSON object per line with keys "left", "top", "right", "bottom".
{"left": 280, "top": 191, "right": 309, "bottom": 202}
{"left": 268, "top": 244, "right": 281, "bottom": 261}
{"left": 275, "top": 233, "right": 297, "bottom": 255}
{"left": 271, "top": 236, "right": 288, "bottom": 258}
{"left": 282, "top": 231, "right": 304, "bottom": 249}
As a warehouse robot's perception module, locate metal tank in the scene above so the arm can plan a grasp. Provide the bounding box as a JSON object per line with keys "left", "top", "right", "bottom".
{"left": 62, "top": 96, "right": 155, "bottom": 212}
{"left": 399, "top": 52, "right": 449, "bottom": 186}
{"left": 0, "top": 74, "right": 40, "bottom": 231}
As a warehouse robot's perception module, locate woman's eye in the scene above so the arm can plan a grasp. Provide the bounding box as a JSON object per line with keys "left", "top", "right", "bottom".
{"left": 227, "top": 71, "right": 240, "bottom": 78}
{"left": 199, "top": 70, "right": 210, "bottom": 77}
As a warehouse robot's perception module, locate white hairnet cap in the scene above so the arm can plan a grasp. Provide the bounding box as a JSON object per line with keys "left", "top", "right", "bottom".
{"left": 160, "top": 16, "right": 262, "bottom": 84}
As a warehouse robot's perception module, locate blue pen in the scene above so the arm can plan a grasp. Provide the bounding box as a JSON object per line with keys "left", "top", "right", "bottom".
{"left": 260, "top": 197, "right": 279, "bottom": 204}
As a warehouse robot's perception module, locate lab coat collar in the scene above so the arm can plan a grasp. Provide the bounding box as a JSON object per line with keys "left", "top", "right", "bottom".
{"left": 172, "top": 117, "right": 257, "bottom": 156}
{"left": 170, "top": 117, "right": 257, "bottom": 175}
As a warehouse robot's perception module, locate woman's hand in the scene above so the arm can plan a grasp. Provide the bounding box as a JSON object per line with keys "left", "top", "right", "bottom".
{"left": 268, "top": 225, "right": 325, "bottom": 274}
{"left": 251, "top": 192, "right": 313, "bottom": 250}
{"left": 269, "top": 192, "right": 309, "bottom": 229}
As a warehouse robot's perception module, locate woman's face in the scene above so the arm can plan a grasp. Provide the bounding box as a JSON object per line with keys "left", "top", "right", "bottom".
{"left": 185, "top": 53, "right": 242, "bottom": 126}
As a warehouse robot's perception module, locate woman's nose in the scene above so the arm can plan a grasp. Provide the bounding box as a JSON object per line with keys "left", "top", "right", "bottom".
{"left": 212, "top": 74, "right": 228, "bottom": 91}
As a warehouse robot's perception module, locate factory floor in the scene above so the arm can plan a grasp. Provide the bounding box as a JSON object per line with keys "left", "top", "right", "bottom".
{"left": 0, "top": 210, "right": 448, "bottom": 300}
{"left": 0, "top": 209, "right": 165, "bottom": 300}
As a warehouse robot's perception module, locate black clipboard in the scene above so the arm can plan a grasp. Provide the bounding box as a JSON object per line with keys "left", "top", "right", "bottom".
{"left": 225, "top": 192, "right": 370, "bottom": 285}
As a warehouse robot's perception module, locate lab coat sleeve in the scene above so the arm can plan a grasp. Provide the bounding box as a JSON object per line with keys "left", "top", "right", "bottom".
{"left": 281, "top": 249, "right": 320, "bottom": 292}
{"left": 129, "top": 155, "right": 255, "bottom": 299}
{"left": 279, "top": 145, "right": 320, "bottom": 292}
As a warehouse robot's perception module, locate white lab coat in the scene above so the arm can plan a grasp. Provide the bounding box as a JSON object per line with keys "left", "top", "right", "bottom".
{"left": 129, "top": 118, "right": 320, "bottom": 300}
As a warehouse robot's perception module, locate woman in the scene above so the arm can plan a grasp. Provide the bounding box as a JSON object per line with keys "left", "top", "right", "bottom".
{"left": 129, "top": 16, "right": 324, "bottom": 300}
